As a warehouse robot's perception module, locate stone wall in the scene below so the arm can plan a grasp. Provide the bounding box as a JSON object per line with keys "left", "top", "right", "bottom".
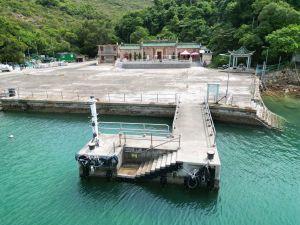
{"left": 1, "top": 98, "right": 176, "bottom": 117}
{"left": 209, "top": 104, "right": 262, "bottom": 126}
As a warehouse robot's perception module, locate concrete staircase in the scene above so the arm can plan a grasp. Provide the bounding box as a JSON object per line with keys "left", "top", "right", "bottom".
{"left": 117, "top": 151, "right": 179, "bottom": 180}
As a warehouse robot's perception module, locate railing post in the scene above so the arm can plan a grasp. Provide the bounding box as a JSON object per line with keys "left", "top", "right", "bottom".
{"left": 61, "top": 91, "right": 63, "bottom": 99}
{"left": 119, "top": 133, "right": 122, "bottom": 147}
{"left": 123, "top": 93, "right": 126, "bottom": 102}
{"left": 140, "top": 93, "right": 142, "bottom": 102}
{"left": 46, "top": 91, "right": 48, "bottom": 99}
{"left": 157, "top": 93, "right": 159, "bottom": 103}
{"left": 107, "top": 93, "right": 110, "bottom": 102}
{"left": 31, "top": 91, "right": 33, "bottom": 98}
{"left": 113, "top": 142, "right": 116, "bottom": 153}
{"left": 150, "top": 133, "right": 153, "bottom": 148}
{"left": 178, "top": 134, "right": 181, "bottom": 149}
{"left": 17, "top": 88, "right": 20, "bottom": 98}
{"left": 124, "top": 134, "right": 127, "bottom": 145}
{"left": 77, "top": 92, "right": 79, "bottom": 101}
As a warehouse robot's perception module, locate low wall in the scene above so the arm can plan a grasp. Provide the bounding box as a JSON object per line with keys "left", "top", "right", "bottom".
{"left": 121, "top": 61, "right": 191, "bottom": 69}
{"left": 1, "top": 98, "right": 176, "bottom": 117}
{"left": 209, "top": 104, "right": 262, "bottom": 126}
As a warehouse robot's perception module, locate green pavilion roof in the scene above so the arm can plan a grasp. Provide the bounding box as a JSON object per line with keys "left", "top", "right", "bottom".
{"left": 228, "top": 46, "right": 255, "bottom": 56}
{"left": 119, "top": 44, "right": 141, "bottom": 50}
{"left": 142, "top": 41, "right": 177, "bottom": 47}
{"left": 177, "top": 43, "right": 201, "bottom": 49}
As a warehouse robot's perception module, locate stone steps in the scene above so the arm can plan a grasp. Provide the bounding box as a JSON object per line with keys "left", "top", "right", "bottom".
{"left": 123, "top": 151, "right": 178, "bottom": 180}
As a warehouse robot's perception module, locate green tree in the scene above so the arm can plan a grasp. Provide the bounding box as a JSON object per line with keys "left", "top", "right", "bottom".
{"left": 266, "top": 24, "right": 300, "bottom": 59}
{"left": 130, "top": 26, "right": 150, "bottom": 43}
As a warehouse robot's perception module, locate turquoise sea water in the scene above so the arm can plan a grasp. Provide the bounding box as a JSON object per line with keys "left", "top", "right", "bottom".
{"left": 1, "top": 97, "right": 299, "bottom": 225}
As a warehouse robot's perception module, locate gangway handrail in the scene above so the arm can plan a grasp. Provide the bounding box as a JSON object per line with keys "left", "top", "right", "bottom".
{"left": 172, "top": 94, "right": 180, "bottom": 131}
{"left": 203, "top": 97, "right": 216, "bottom": 147}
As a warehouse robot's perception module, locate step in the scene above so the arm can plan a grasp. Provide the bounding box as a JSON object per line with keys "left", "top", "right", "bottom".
{"left": 155, "top": 155, "right": 163, "bottom": 170}
{"left": 166, "top": 153, "right": 172, "bottom": 166}
{"left": 160, "top": 154, "right": 167, "bottom": 168}
{"left": 171, "top": 152, "right": 177, "bottom": 164}
{"left": 136, "top": 162, "right": 145, "bottom": 177}
{"left": 145, "top": 160, "right": 153, "bottom": 174}
{"left": 150, "top": 158, "right": 158, "bottom": 172}
{"left": 141, "top": 161, "right": 150, "bottom": 175}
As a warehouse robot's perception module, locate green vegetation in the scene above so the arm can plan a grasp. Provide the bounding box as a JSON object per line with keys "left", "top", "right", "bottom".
{"left": 0, "top": 0, "right": 150, "bottom": 63}
{"left": 0, "top": 0, "right": 299, "bottom": 65}
{"left": 116, "top": 0, "right": 300, "bottom": 65}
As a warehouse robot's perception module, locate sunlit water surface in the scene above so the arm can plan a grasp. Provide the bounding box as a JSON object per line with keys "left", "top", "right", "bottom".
{"left": 1, "top": 97, "right": 299, "bottom": 225}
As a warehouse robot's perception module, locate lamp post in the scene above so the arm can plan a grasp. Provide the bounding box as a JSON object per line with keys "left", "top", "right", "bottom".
{"left": 262, "top": 46, "right": 269, "bottom": 80}
{"left": 262, "top": 46, "right": 269, "bottom": 66}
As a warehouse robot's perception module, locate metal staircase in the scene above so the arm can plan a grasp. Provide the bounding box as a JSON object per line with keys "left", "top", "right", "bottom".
{"left": 117, "top": 151, "right": 180, "bottom": 180}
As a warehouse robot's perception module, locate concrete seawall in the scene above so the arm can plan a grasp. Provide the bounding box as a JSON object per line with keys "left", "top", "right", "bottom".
{"left": 209, "top": 104, "right": 262, "bottom": 126}
{"left": 1, "top": 98, "right": 267, "bottom": 127}
{"left": 0, "top": 98, "right": 175, "bottom": 117}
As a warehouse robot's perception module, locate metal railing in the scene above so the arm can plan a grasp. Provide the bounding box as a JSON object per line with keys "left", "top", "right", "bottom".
{"left": 10, "top": 89, "right": 179, "bottom": 104}
{"left": 99, "top": 122, "right": 171, "bottom": 136}
{"left": 172, "top": 95, "right": 180, "bottom": 131}
{"left": 120, "top": 133, "right": 181, "bottom": 151}
{"left": 203, "top": 98, "right": 217, "bottom": 147}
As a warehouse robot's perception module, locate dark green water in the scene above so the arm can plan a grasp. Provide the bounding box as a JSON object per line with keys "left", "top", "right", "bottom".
{"left": 1, "top": 97, "right": 299, "bottom": 225}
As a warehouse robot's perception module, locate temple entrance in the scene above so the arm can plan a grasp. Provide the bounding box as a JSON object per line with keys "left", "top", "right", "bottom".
{"left": 157, "top": 51, "right": 162, "bottom": 60}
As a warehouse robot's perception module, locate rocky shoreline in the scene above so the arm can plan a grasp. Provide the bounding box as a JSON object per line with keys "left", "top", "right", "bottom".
{"left": 262, "top": 84, "right": 300, "bottom": 98}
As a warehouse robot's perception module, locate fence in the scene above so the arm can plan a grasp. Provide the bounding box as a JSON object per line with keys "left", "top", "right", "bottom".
{"left": 120, "top": 133, "right": 181, "bottom": 152}
{"left": 99, "top": 122, "right": 171, "bottom": 136}
{"left": 203, "top": 99, "right": 216, "bottom": 147}
{"left": 11, "top": 89, "right": 179, "bottom": 104}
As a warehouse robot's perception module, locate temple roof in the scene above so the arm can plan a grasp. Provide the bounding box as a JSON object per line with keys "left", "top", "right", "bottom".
{"left": 142, "top": 41, "right": 177, "bottom": 47}
{"left": 228, "top": 46, "right": 255, "bottom": 56}
{"left": 177, "top": 43, "right": 201, "bottom": 49}
{"left": 119, "top": 44, "right": 141, "bottom": 50}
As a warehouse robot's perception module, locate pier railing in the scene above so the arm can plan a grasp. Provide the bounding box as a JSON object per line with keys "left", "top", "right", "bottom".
{"left": 203, "top": 98, "right": 216, "bottom": 147}
{"left": 99, "top": 122, "right": 171, "bottom": 136}
{"left": 172, "top": 95, "right": 181, "bottom": 131}
{"left": 11, "top": 89, "right": 179, "bottom": 104}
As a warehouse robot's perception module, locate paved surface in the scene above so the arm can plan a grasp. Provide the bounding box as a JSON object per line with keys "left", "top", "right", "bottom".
{"left": 1, "top": 62, "right": 255, "bottom": 167}
{"left": 0, "top": 62, "right": 255, "bottom": 108}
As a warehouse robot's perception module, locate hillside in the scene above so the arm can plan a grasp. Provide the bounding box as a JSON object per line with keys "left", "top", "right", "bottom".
{"left": 0, "top": 0, "right": 151, "bottom": 62}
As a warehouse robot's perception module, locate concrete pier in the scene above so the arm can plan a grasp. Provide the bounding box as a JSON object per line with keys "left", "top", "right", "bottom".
{"left": 0, "top": 63, "right": 284, "bottom": 190}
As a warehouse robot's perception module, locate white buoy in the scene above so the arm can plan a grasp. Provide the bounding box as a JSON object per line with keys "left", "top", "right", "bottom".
{"left": 9, "top": 134, "right": 14, "bottom": 138}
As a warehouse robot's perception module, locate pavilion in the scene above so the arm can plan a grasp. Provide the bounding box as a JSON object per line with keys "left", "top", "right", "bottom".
{"left": 228, "top": 46, "right": 255, "bottom": 69}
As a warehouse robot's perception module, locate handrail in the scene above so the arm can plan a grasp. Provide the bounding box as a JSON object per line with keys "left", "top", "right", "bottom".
{"left": 203, "top": 97, "right": 216, "bottom": 147}
{"left": 172, "top": 94, "right": 180, "bottom": 131}
{"left": 99, "top": 122, "right": 170, "bottom": 136}
{"left": 122, "top": 133, "right": 181, "bottom": 151}
{"left": 13, "top": 89, "right": 178, "bottom": 104}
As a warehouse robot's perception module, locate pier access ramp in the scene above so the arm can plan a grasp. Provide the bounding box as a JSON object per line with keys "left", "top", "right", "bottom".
{"left": 172, "top": 97, "right": 220, "bottom": 169}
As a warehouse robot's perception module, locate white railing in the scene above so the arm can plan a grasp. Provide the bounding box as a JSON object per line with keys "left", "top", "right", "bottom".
{"left": 203, "top": 98, "right": 217, "bottom": 147}
{"left": 120, "top": 133, "right": 181, "bottom": 151}
{"left": 11, "top": 89, "right": 179, "bottom": 104}
{"left": 99, "top": 122, "right": 171, "bottom": 136}
{"left": 172, "top": 95, "right": 181, "bottom": 131}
